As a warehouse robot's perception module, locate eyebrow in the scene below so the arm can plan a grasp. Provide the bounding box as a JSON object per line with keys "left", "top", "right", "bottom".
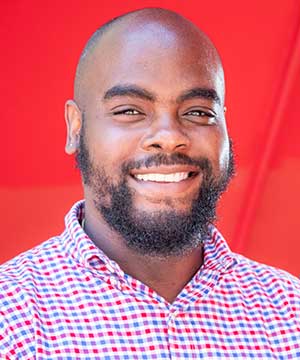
{"left": 177, "top": 87, "right": 221, "bottom": 105}
{"left": 103, "top": 84, "right": 156, "bottom": 102}
{"left": 103, "top": 84, "right": 221, "bottom": 105}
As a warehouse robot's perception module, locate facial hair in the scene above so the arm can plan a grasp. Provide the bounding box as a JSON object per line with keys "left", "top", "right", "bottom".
{"left": 76, "top": 124, "right": 235, "bottom": 258}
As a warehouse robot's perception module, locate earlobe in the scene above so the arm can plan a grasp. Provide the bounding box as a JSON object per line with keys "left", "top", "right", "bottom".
{"left": 65, "top": 100, "right": 82, "bottom": 155}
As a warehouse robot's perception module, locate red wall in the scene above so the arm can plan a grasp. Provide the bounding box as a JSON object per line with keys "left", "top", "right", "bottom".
{"left": 1, "top": 0, "right": 300, "bottom": 276}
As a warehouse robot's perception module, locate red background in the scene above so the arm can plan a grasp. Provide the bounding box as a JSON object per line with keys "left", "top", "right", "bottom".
{"left": 1, "top": 0, "right": 300, "bottom": 276}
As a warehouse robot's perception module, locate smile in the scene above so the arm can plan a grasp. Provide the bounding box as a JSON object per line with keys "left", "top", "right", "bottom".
{"left": 129, "top": 165, "right": 201, "bottom": 198}
{"left": 134, "top": 172, "right": 196, "bottom": 182}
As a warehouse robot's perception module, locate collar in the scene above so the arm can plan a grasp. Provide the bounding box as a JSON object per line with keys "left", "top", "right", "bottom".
{"left": 62, "top": 200, "right": 237, "bottom": 279}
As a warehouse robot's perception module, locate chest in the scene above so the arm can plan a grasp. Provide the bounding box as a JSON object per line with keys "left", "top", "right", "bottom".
{"left": 24, "top": 291, "right": 300, "bottom": 359}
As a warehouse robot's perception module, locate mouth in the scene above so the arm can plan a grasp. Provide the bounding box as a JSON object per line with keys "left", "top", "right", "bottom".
{"left": 132, "top": 171, "right": 198, "bottom": 183}
{"left": 128, "top": 166, "right": 201, "bottom": 201}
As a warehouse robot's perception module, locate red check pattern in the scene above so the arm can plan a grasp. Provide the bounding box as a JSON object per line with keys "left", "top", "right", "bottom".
{"left": 1, "top": 200, "right": 300, "bottom": 359}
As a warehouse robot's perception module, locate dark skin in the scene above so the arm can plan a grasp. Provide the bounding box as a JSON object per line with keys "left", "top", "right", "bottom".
{"left": 65, "top": 10, "right": 229, "bottom": 303}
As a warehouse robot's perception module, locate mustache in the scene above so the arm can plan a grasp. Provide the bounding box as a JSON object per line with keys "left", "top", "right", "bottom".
{"left": 122, "top": 153, "right": 213, "bottom": 173}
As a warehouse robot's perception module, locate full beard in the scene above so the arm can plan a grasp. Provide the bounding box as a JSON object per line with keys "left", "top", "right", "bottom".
{"left": 76, "top": 127, "right": 235, "bottom": 258}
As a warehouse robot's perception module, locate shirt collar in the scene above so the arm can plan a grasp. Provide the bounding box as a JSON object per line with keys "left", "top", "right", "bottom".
{"left": 63, "top": 200, "right": 124, "bottom": 277}
{"left": 62, "top": 200, "right": 237, "bottom": 278}
{"left": 202, "top": 224, "right": 237, "bottom": 272}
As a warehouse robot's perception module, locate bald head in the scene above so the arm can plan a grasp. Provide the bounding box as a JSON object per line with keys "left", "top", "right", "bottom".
{"left": 74, "top": 8, "right": 225, "bottom": 109}
{"left": 65, "top": 8, "right": 232, "bottom": 247}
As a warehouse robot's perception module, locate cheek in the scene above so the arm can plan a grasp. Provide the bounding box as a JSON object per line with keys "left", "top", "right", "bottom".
{"left": 87, "top": 122, "right": 141, "bottom": 172}
{"left": 218, "top": 136, "right": 230, "bottom": 171}
{"left": 192, "top": 127, "right": 229, "bottom": 173}
{"left": 213, "top": 124, "right": 230, "bottom": 173}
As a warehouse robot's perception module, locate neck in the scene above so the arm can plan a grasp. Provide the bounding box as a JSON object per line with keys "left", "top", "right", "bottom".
{"left": 84, "top": 198, "right": 204, "bottom": 304}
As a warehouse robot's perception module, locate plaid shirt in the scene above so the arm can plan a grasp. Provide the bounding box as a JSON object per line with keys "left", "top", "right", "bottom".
{"left": 1, "top": 201, "right": 300, "bottom": 359}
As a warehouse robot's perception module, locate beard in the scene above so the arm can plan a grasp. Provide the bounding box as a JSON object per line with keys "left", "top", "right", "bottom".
{"left": 76, "top": 125, "right": 235, "bottom": 258}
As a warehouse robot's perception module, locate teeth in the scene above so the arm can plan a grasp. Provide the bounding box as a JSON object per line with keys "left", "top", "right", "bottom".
{"left": 135, "top": 172, "right": 190, "bottom": 182}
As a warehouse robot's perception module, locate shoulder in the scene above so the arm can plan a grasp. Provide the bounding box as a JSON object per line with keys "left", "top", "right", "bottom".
{"left": 234, "top": 252, "right": 299, "bottom": 286}
{"left": 0, "top": 236, "right": 64, "bottom": 284}
{"left": 0, "top": 236, "right": 65, "bottom": 356}
{"left": 209, "top": 226, "right": 300, "bottom": 297}
{"left": 0, "top": 236, "right": 66, "bottom": 299}
{"left": 230, "top": 252, "right": 300, "bottom": 306}
{"left": 0, "top": 235, "right": 71, "bottom": 314}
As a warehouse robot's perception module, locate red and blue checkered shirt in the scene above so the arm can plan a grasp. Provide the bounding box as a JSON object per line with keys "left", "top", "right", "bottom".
{"left": 1, "top": 200, "right": 300, "bottom": 359}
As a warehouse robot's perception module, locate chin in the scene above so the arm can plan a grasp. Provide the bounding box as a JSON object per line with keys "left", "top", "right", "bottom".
{"left": 132, "top": 197, "right": 194, "bottom": 215}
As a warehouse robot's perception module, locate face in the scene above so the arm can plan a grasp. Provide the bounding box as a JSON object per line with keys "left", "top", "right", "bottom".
{"left": 67, "top": 19, "right": 235, "bottom": 256}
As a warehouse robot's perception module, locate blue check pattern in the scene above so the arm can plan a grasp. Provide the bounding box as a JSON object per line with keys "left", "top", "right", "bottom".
{"left": 0, "top": 200, "right": 300, "bottom": 359}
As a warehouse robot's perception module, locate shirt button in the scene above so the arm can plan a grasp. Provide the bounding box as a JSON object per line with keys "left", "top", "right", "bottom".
{"left": 169, "top": 310, "right": 178, "bottom": 321}
{"left": 109, "top": 277, "right": 119, "bottom": 287}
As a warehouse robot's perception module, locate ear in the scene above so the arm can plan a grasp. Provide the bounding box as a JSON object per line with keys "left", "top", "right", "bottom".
{"left": 65, "top": 100, "right": 82, "bottom": 155}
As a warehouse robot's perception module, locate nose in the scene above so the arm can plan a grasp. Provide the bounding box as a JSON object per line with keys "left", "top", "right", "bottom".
{"left": 140, "top": 113, "right": 190, "bottom": 153}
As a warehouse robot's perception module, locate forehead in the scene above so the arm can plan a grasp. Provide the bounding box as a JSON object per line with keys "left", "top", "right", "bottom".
{"left": 81, "top": 17, "right": 224, "bottom": 104}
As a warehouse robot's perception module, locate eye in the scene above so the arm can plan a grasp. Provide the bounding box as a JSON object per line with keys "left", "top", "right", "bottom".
{"left": 113, "top": 108, "right": 142, "bottom": 116}
{"left": 183, "top": 109, "right": 217, "bottom": 125}
{"left": 185, "top": 110, "right": 214, "bottom": 117}
{"left": 111, "top": 107, "right": 146, "bottom": 123}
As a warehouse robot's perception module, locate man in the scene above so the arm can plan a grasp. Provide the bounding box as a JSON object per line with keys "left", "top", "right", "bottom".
{"left": 0, "top": 7, "right": 299, "bottom": 359}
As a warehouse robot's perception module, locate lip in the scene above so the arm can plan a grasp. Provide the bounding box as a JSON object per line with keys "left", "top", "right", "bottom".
{"left": 128, "top": 165, "right": 202, "bottom": 197}
{"left": 130, "top": 165, "right": 200, "bottom": 176}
